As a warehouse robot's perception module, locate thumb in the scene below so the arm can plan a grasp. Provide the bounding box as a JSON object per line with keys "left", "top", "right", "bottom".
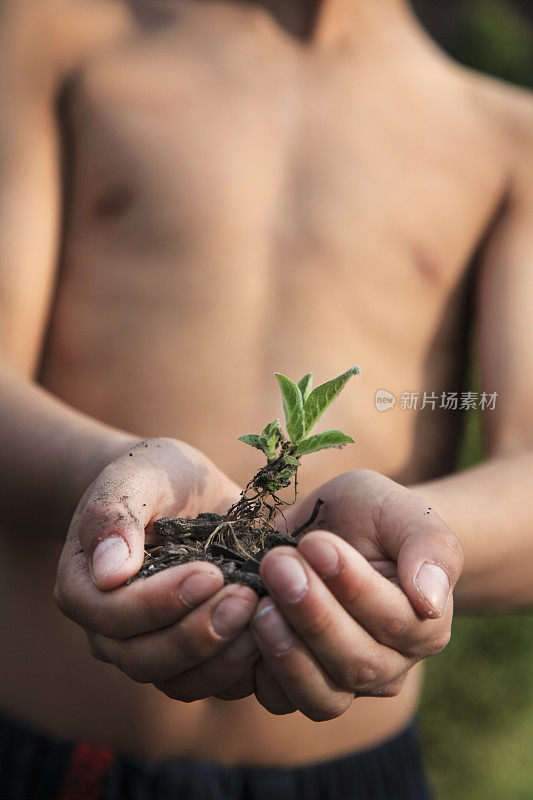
{"left": 75, "top": 456, "right": 159, "bottom": 591}
{"left": 379, "top": 490, "right": 464, "bottom": 619}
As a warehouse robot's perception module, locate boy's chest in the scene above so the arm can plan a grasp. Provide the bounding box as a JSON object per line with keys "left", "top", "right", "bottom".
{"left": 65, "top": 15, "right": 504, "bottom": 296}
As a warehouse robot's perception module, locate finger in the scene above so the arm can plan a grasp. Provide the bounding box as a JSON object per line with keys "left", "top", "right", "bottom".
{"left": 72, "top": 438, "right": 216, "bottom": 590}
{"left": 377, "top": 485, "right": 464, "bottom": 618}
{"left": 55, "top": 553, "right": 224, "bottom": 639}
{"left": 298, "top": 532, "right": 452, "bottom": 658}
{"left": 214, "top": 668, "right": 257, "bottom": 701}
{"left": 259, "top": 548, "right": 411, "bottom": 691}
{"left": 72, "top": 449, "right": 161, "bottom": 590}
{"left": 253, "top": 659, "right": 297, "bottom": 716}
{"left": 358, "top": 674, "right": 409, "bottom": 699}
{"left": 285, "top": 473, "right": 463, "bottom": 620}
{"left": 251, "top": 597, "right": 353, "bottom": 721}
{"left": 90, "top": 584, "right": 258, "bottom": 683}
{"left": 160, "top": 632, "right": 258, "bottom": 702}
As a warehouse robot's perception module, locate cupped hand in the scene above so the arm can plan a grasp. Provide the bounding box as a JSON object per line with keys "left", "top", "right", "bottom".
{"left": 250, "top": 469, "right": 463, "bottom": 720}
{"left": 55, "top": 437, "right": 260, "bottom": 702}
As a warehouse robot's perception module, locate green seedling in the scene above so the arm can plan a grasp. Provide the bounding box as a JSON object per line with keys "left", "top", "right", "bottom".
{"left": 130, "top": 366, "right": 360, "bottom": 594}
{"left": 238, "top": 365, "right": 359, "bottom": 494}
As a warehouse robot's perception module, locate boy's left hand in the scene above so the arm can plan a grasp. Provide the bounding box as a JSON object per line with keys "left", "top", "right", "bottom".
{"left": 249, "top": 470, "right": 464, "bottom": 720}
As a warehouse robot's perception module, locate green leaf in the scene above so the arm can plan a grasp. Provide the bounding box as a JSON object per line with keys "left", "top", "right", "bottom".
{"left": 259, "top": 435, "right": 270, "bottom": 453}
{"left": 275, "top": 373, "right": 305, "bottom": 443}
{"left": 297, "top": 373, "right": 313, "bottom": 403}
{"left": 303, "top": 366, "right": 360, "bottom": 436}
{"left": 261, "top": 419, "right": 282, "bottom": 441}
{"left": 296, "top": 430, "right": 355, "bottom": 456}
{"left": 282, "top": 454, "right": 300, "bottom": 468}
{"left": 278, "top": 469, "right": 294, "bottom": 481}
{"left": 260, "top": 418, "right": 284, "bottom": 460}
{"left": 238, "top": 434, "right": 268, "bottom": 455}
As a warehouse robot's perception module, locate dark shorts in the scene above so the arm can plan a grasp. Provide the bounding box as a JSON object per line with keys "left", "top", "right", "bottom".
{"left": 0, "top": 708, "right": 432, "bottom": 800}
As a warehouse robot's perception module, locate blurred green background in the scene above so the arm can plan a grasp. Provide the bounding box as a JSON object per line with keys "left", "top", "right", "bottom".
{"left": 409, "top": 3, "right": 533, "bottom": 798}
{"left": 413, "top": 0, "right": 533, "bottom": 86}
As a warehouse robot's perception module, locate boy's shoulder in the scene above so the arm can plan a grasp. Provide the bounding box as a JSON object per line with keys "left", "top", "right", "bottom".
{"left": 461, "top": 67, "right": 533, "bottom": 168}
{"left": 0, "top": 0, "right": 132, "bottom": 94}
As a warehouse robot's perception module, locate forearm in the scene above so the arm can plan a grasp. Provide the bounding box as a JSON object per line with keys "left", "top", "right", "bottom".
{"left": 411, "top": 449, "right": 533, "bottom": 612}
{"left": 0, "top": 363, "right": 138, "bottom": 539}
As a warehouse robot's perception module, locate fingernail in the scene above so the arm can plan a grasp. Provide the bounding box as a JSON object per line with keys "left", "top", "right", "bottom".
{"left": 224, "top": 631, "right": 258, "bottom": 663}
{"left": 415, "top": 562, "right": 450, "bottom": 617}
{"left": 262, "top": 554, "right": 308, "bottom": 603}
{"left": 92, "top": 536, "right": 130, "bottom": 583}
{"left": 300, "top": 539, "right": 340, "bottom": 578}
{"left": 252, "top": 600, "right": 294, "bottom": 655}
{"left": 212, "top": 593, "right": 255, "bottom": 638}
{"left": 178, "top": 572, "right": 223, "bottom": 608}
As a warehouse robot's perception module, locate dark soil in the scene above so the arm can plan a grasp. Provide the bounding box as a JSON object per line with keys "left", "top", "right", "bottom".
{"left": 127, "top": 468, "right": 324, "bottom": 596}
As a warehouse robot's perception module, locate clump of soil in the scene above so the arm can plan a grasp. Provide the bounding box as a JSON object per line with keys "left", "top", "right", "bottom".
{"left": 127, "top": 453, "right": 323, "bottom": 596}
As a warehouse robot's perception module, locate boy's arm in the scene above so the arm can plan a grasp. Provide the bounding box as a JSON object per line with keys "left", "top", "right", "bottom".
{"left": 411, "top": 91, "right": 533, "bottom": 611}
{"left": 0, "top": 1, "right": 259, "bottom": 702}
{"left": 0, "top": 0, "right": 137, "bottom": 537}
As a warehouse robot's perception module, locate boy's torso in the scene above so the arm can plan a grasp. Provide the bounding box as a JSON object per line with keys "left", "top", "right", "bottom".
{"left": 0, "top": 0, "right": 515, "bottom": 764}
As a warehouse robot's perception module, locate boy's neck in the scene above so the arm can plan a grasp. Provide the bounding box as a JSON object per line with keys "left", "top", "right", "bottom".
{"left": 239, "top": 0, "right": 413, "bottom": 45}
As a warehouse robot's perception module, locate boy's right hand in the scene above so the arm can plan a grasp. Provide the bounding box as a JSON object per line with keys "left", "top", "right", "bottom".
{"left": 54, "top": 438, "right": 259, "bottom": 702}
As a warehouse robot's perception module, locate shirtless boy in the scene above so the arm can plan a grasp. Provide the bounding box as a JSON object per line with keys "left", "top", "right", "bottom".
{"left": 1, "top": 0, "right": 532, "bottom": 797}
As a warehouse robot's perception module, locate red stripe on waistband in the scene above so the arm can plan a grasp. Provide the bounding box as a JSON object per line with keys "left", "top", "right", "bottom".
{"left": 58, "top": 741, "right": 115, "bottom": 800}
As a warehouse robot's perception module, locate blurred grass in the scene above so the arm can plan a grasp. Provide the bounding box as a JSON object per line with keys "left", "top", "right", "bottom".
{"left": 407, "top": 5, "right": 533, "bottom": 796}
{"left": 452, "top": 0, "right": 533, "bottom": 84}
{"left": 412, "top": 0, "right": 533, "bottom": 88}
